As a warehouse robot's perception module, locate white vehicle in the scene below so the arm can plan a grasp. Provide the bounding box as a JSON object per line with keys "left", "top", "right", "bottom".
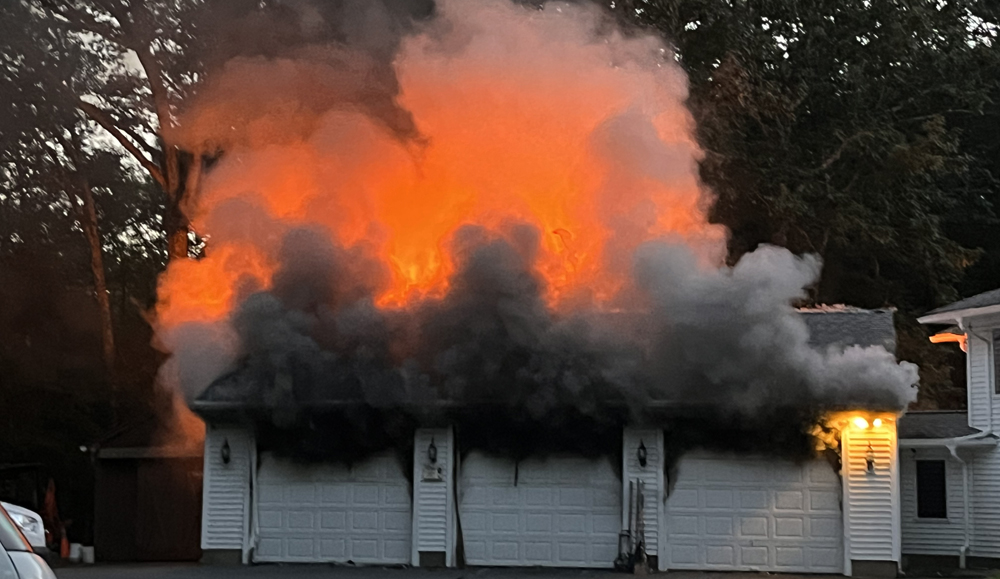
{"left": 0, "top": 504, "right": 45, "bottom": 555}
{"left": 0, "top": 503, "right": 56, "bottom": 579}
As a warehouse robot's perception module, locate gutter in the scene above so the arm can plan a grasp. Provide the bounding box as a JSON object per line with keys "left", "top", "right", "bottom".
{"left": 918, "top": 304, "right": 1000, "bottom": 325}
{"left": 898, "top": 435, "right": 997, "bottom": 449}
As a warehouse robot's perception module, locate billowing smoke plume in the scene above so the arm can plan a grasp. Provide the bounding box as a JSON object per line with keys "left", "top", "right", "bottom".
{"left": 155, "top": 0, "right": 918, "bottom": 457}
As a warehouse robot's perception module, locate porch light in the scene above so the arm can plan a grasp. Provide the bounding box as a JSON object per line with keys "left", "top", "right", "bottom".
{"left": 865, "top": 442, "right": 875, "bottom": 473}
{"left": 428, "top": 437, "right": 438, "bottom": 464}
{"left": 853, "top": 417, "right": 869, "bottom": 429}
{"left": 221, "top": 438, "right": 231, "bottom": 465}
{"left": 637, "top": 440, "right": 648, "bottom": 468}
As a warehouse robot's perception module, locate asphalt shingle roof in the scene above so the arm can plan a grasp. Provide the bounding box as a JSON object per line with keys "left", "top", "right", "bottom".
{"left": 897, "top": 411, "right": 980, "bottom": 440}
{"left": 799, "top": 308, "right": 897, "bottom": 354}
{"left": 926, "top": 287, "right": 1000, "bottom": 316}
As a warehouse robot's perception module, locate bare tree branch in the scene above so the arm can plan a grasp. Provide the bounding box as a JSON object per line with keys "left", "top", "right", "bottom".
{"left": 78, "top": 99, "right": 166, "bottom": 187}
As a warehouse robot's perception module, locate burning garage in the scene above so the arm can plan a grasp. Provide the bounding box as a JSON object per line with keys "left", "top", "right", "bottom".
{"left": 191, "top": 307, "right": 911, "bottom": 575}
{"left": 149, "top": 0, "right": 920, "bottom": 575}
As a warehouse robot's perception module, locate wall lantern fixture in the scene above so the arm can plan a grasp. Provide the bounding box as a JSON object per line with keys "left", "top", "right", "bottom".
{"left": 428, "top": 437, "right": 438, "bottom": 464}
{"left": 637, "top": 440, "right": 648, "bottom": 468}
{"left": 865, "top": 442, "right": 875, "bottom": 473}
{"left": 221, "top": 438, "right": 231, "bottom": 465}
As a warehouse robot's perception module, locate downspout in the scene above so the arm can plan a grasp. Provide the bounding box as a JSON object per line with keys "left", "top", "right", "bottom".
{"left": 946, "top": 444, "right": 970, "bottom": 569}
{"left": 951, "top": 319, "right": 995, "bottom": 568}
{"left": 243, "top": 444, "right": 259, "bottom": 565}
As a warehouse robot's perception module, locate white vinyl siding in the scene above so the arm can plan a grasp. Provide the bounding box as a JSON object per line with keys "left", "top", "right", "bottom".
{"left": 968, "top": 334, "right": 992, "bottom": 431}
{"left": 412, "top": 428, "right": 454, "bottom": 566}
{"left": 842, "top": 420, "right": 899, "bottom": 567}
{"left": 664, "top": 453, "right": 843, "bottom": 574}
{"left": 459, "top": 452, "right": 621, "bottom": 567}
{"left": 253, "top": 452, "right": 412, "bottom": 564}
{"left": 622, "top": 429, "right": 664, "bottom": 565}
{"left": 971, "top": 447, "right": 1000, "bottom": 558}
{"left": 201, "top": 426, "right": 254, "bottom": 551}
{"left": 900, "top": 449, "right": 967, "bottom": 556}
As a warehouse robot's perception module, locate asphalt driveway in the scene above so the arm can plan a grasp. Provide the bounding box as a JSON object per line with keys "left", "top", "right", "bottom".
{"left": 52, "top": 565, "right": 870, "bottom": 579}
{"left": 55, "top": 566, "right": 619, "bottom": 579}
{"left": 52, "top": 563, "right": 999, "bottom": 579}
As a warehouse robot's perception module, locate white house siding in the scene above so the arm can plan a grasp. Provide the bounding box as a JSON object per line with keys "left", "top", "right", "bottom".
{"left": 842, "top": 418, "right": 900, "bottom": 570}
{"left": 412, "top": 428, "right": 454, "bottom": 566}
{"left": 966, "top": 321, "right": 1000, "bottom": 558}
{"left": 967, "top": 334, "right": 992, "bottom": 431}
{"left": 970, "top": 447, "right": 1000, "bottom": 558}
{"left": 622, "top": 429, "right": 664, "bottom": 567}
{"left": 201, "top": 426, "right": 254, "bottom": 551}
{"left": 900, "top": 448, "right": 968, "bottom": 556}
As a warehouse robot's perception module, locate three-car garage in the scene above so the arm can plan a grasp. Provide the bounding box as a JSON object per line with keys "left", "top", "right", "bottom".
{"left": 201, "top": 419, "right": 897, "bottom": 575}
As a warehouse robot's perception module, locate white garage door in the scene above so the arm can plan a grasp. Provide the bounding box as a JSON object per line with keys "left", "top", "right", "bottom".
{"left": 665, "top": 454, "right": 843, "bottom": 574}
{"left": 254, "top": 452, "right": 411, "bottom": 564}
{"left": 459, "top": 452, "right": 620, "bottom": 567}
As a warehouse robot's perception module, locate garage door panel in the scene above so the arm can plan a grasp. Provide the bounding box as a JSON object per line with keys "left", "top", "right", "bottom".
{"left": 665, "top": 454, "right": 842, "bottom": 574}
{"left": 254, "top": 453, "right": 411, "bottom": 564}
{"left": 460, "top": 452, "right": 620, "bottom": 568}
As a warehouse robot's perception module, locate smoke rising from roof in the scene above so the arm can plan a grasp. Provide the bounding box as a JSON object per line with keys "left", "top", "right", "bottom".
{"left": 155, "top": 0, "right": 918, "bottom": 455}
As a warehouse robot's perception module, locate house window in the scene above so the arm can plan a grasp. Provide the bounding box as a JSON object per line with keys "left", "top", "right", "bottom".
{"left": 916, "top": 460, "right": 947, "bottom": 518}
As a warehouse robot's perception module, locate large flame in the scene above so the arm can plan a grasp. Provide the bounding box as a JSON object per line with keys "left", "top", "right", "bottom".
{"left": 156, "top": 0, "right": 725, "bottom": 335}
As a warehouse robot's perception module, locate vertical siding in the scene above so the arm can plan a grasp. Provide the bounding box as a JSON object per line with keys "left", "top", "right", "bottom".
{"left": 843, "top": 420, "right": 899, "bottom": 564}
{"left": 623, "top": 429, "right": 664, "bottom": 561}
{"left": 971, "top": 447, "right": 1000, "bottom": 558}
{"left": 968, "top": 334, "right": 991, "bottom": 431}
{"left": 412, "top": 428, "right": 454, "bottom": 566}
{"left": 900, "top": 449, "right": 968, "bottom": 556}
{"left": 201, "top": 426, "right": 254, "bottom": 551}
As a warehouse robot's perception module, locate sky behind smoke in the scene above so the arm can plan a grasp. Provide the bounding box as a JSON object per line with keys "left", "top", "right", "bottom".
{"left": 155, "top": 0, "right": 918, "bottom": 435}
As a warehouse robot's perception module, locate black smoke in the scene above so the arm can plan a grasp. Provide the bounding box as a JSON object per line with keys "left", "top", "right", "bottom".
{"left": 200, "top": 222, "right": 916, "bottom": 461}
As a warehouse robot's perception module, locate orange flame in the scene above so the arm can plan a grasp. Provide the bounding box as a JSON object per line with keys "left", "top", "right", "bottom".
{"left": 155, "top": 0, "right": 727, "bottom": 389}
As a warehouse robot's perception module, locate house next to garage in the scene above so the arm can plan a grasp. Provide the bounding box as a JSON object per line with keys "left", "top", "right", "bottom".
{"left": 900, "top": 287, "right": 1000, "bottom": 568}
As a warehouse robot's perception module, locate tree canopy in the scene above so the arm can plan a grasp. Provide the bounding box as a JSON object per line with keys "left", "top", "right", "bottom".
{"left": 612, "top": 0, "right": 1000, "bottom": 407}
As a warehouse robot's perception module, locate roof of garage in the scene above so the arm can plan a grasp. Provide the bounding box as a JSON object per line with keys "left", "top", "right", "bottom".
{"left": 193, "top": 307, "right": 899, "bottom": 410}
{"left": 897, "top": 411, "right": 980, "bottom": 439}
{"left": 799, "top": 307, "right": 896, "bottom": 354}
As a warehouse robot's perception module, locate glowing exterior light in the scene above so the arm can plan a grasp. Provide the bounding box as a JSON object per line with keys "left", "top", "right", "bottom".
{"left": 873, "top": 418, "right": 883, "bottom": 428}
{"left": 853, "top": 417, "right": 869, "bottom": 429}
